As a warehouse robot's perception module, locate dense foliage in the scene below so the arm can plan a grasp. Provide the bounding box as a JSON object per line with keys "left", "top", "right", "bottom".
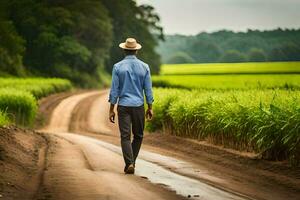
{"left": 0, "top": 78, "right": 72, "bottom": 126}
{"left": 0, "top": 0, "right": 163, "bottom": 87}
{"left": 158, "top": 29, "right": 300, "bottom": 64}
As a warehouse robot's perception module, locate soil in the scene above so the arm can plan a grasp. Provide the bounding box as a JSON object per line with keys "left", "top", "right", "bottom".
{"left": 0, "top": 126, "right": 47, "bottom": 200}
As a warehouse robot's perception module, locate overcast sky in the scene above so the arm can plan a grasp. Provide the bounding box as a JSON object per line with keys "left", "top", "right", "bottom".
{"left": 137, "top": 0, "right": 300, "bottom": 35}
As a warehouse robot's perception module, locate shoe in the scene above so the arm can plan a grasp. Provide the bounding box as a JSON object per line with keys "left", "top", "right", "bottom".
{"left": 124, "top": 165, "right": 128, "bottom": 173}
{"left": 125, "top": 164, "right": 135, "bottom": 174}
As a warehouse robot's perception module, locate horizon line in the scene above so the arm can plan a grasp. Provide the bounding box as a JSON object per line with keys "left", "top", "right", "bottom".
{"left": 164, "top": 27, "right": 300, "bottom": 36}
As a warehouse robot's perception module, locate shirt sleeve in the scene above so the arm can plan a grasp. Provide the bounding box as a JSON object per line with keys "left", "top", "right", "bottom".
{"left": 108, "top": 65, "right": 119, "bottom": 104}
{"left": 143, "top": 66, "right": 154, "bottom": 104}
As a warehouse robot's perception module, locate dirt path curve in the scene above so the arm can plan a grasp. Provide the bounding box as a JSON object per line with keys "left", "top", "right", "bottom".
{"left": 37, "top": 90, "right": 253, "bottom": 200}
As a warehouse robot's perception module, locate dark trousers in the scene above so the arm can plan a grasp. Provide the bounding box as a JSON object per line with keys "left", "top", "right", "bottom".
{"left": 117, "top": 105, "right": 145, "bottom": 166}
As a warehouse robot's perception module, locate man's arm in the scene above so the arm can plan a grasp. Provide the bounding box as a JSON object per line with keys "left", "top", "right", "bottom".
{"left": 108, "top": 66, "right": 119, "bottom": 123}
{"left": 144, "top": 67, "right": 154, "bottom": 120}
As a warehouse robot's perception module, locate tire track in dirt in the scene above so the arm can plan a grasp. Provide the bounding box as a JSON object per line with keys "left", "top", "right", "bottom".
{"left": 41, "top": 91, "right": 100, "bottom": 133}
{"left": 53, "top": 134, "right": 94, "bottom": 171}
{"left": 35, "top": 90, "right": 86, "bottom": 129}
{"left": 69, "top": 90, "right": 113, "bottom": 136}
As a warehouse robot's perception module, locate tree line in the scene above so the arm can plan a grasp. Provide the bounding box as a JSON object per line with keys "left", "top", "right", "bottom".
{"left": 0, "top": 0, "right": 163, "bottom": 87}
{"left": 158, "top": 29, "right": 300, "bottom": 64}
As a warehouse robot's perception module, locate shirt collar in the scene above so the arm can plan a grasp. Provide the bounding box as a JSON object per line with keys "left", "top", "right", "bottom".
{"left": 125, "top": 55, "right": 137, "bottom": 59}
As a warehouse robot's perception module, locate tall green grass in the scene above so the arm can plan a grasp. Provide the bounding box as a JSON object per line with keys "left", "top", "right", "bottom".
{"left": 148, "top": 88, "right": 300, "bottom": 164}
{"left": 0, "top": 111, "right": 10, "bottom": 126}
{"left": 0, "top": 89, "right": 37, "bottom": 126}
{"left": 0, "top": 78, "right": 73, "bottom": 127}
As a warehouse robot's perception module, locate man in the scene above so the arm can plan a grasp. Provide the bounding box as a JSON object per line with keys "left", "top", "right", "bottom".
{"left": 108, "top": 38, "right": 154, "bottom": 174}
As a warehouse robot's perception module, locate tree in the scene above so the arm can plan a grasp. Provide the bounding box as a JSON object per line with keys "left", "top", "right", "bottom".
{"left": 269, "top": 44, "right": 300, "bottom": 61}
{"left": 101, "top": 0, "right": 164, "bottom": 74}
{"left": 158, "top": 29, "right": 300, "bottom": 64}
{"left": 166, "top": 52, "right": 195, "bottom": 64}
{"left": 220, "top": 50, "right": 247, "bottom": 63}
{"left": 7, "top": 0, "right": 113, "bottom": 87}
{"left": 187, "top": 40, "right": 222, "bottom": 63}
{"left": 248, "top": 48, "right": 267, "bottom": 62}
{"left": 0, "top": 20, "right": 25, "bottom": 76}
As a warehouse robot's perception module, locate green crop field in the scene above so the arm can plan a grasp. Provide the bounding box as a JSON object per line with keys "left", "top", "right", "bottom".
{"left": 149, "top": 62, "right": 300, "bottom": 164}
{"left": 154, "top": 62, "right": 300, "bottom": 90}
{"left": 0, "top": 78, "right": 72, "bottom": 126}
{"left": 161, "top": 62, "right": 300, "bottom": 75}
{"left": 152, "top": 74, "right": 300, "bottom": 90}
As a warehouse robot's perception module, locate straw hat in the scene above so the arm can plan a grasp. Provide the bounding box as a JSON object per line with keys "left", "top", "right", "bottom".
{"left": 119, "top": 38, "right": 142, "bottom": 50}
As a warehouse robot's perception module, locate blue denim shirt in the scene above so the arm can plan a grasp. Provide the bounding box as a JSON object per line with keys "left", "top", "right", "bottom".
{"left": 108, "top": 55, "right": 154, "bottom": 107}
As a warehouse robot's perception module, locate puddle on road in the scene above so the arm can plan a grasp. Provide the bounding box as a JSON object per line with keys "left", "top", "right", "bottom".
{"left": 135, "top": 159, "right": 248, "bottom": 200}
{"left": 62, "top": 133, "right": 251, "bottom": 200}
{"left": 139, "top": 149, "right": 225, "bottom": 184}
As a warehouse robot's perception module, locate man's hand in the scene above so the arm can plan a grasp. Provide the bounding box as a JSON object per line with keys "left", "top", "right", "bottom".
{"left": 146, "top": 108, "right": 153, "bottom": 121}
{"left": 109, "top": 110, "right": 115, "bottom": 123}
{"left": 109, "top": 104, "right": 116, "bottom": 123}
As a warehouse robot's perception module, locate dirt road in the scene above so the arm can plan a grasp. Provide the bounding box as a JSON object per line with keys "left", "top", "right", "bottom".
{"left": 33, "top": 90, "right": 299, "bottom": 200}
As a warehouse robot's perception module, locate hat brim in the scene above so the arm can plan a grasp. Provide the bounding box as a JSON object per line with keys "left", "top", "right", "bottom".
{"left": 119, "top": 43, "right": 142, "bottom": 50}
